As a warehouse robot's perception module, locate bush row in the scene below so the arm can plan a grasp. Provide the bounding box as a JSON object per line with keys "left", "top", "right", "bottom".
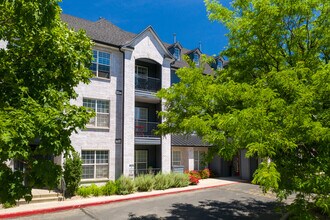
{"left": 77, "top": 172, "right": 192, "bottom": 198}
{"left": 185, "top": 168, "right": 211, "bottom": 185}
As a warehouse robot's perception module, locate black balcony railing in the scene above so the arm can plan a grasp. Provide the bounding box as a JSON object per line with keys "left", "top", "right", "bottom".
{"left": 135, "top": 75, "right": 161, "bottom": 92}
{"left": 135, "top": 121, "right": 159, "bottom": 137}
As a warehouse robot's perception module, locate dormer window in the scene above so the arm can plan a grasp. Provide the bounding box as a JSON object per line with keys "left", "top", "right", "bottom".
{"left": 174, "top": 47, "right": 181, "bottom": 61}
{"left": 193, "top": 53, "right": 199, "bottom": 65}
{"left": 217, "top": 60, "right": 223, "bottom": 70}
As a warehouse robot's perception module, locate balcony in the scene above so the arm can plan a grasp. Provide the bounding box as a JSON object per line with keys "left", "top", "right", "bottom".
{"left": 135, "top": 121, "right": 159, "bottom": 137}
{"left": 135, "top": 75, "right": 161, "bottom": 92}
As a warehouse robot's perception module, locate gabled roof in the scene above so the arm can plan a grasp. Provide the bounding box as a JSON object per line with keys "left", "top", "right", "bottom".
{"left": 122, "top": 26, "right": 174, "bottom": 60}
{"left": 167, "top": 42, "right": 183, "bottom": 50}
{"left": 186, "top": 48, "right": 202, "bottom": 56}
{"left": 61, "top": 14, "right": 226, "bottom": 72}
{"left": 61, "top": 14, "right": 136, "bottom": 47}
{"left": 172, "top": 135, "right": 210, "bottom": 147}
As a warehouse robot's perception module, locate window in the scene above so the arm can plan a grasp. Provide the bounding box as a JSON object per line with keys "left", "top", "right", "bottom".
{"left": 174, "top": 47, "right": 181, "bottom": 60}
{"left": 135, "top": 150, "right": 148, "bottom": 172}
{"left": 82, "top": 150, "right": 109, "bottom": 179}
{"left": 90, "top": 50, "right": 111, "bottom": 78}
{"left": 193, "top": 53, "right": 199, "bottom": 65}
{"left": 135, "top": 65, "right": 148, "bottom": 78}
{"left": 217, "top": 60, "right": 223, "bottom": 70}
{"left": 194, "top": 151, "right": 205, "bottom": 170}
{"left": 83, "top": 98, "right": 110, "bottom": 128}
{"left": 135, "top": 107, "right": 148, "bottom": 133}
{"left": 172, "top": 151, "right": 182, "bottom": 166}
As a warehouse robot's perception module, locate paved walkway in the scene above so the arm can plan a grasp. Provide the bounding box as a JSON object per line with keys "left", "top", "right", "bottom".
{"left": 0, "top": 177, "right": 244, "bottom": 219}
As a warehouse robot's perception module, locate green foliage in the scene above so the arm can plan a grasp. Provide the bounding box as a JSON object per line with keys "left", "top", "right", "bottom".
{"left": 199, "top": 168, "right": 211, "bottom": 179}
{"left": 157, "top": 0, "right": 330, "bottom": 217}
{"left": 0, "top": 0, "right": 93, "bottom": 204}
{"left": 154, "top": 173, "right": 172, "bottom": 190}
{"left": 101, "top": 181, "right": 117, "bottom": 196}
{"left": 77, "top": 186, "right": 91, "bottom": 198}
{"left": 63, "top": 151, "right": 82, "bottom": 197}
{"left": 116, "top": 175, "right": 136, "bottom": 195}
{"left": 89, "top": 184, "right": 102, "bottom": 197}
{"left": 134, "top": 174, "right": 155, "bottom": 192}
{"left": 171, "top": 173, "right": 190, "bottom": 188}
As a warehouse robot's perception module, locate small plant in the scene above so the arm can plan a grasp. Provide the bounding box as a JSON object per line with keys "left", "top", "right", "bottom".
{"left": 154, "top": 173, "right": 172, "bottom": 190}
{"left": 134, "top": 174, "right": 155, "bottom": 192}
{"left": 185, "top": 170, "right": 201, "bottom": 185}
{"left": 77, "top": 186, "right": 92, "bottom": 198}
{"left": 199, "top": 168, "right": 211, "bottom": 179}
{"left": 2, "top": 202, "right": 16, "bottom": 209}
{"left": 171, "top": 173, "right": 190, "bottom": 187}
{"left": 189, "top": 176, "right": 200, "bottom": 185}
{"left": 90, "top": 184, "right": 102, "bottom": 197}
{"left": 63, "top": 151, "right": 82, "bottom": 197}
{"left": 116, "top": 175, "right": 136, "bottom": 195}
{"left": 101, "top": 181, "right": 117, "bottom": 196}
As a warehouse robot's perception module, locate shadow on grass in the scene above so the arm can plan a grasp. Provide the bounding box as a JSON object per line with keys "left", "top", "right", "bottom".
{"left": 128, "top": 199, "right": 284, "bottom": 220}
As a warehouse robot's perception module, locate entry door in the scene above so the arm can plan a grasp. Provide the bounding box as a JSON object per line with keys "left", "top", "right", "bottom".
{"left": 135, "top": 150, "right": 148, "bottom": 174}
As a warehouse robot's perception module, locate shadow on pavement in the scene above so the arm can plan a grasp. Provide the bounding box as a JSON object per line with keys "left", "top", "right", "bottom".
{"left": 128, "top": 198, "right": 284, "bottom": 220}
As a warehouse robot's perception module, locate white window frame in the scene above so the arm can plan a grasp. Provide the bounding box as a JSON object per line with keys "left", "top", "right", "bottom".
{"left": 81, "top": 150, "right": 109, "bottom": 179}
{"left": 135, "top": 65, "right": 148, "bottom": 78}
{"left": 193, "top": 53, "right": 200, "bottom": 65}
{"left": 194, "top": 150, "right": 205, "bottom": 170}
{"left": 83, "top": 98, "right": 110, "bottom": 128}
{"left": 91, "top": 50, "right": 111, "bottom": 79}
{"left": 172, "top": 150, "right": 182, "bottom": 166}
{"left": 174, "top": 47, "right": 181, "bottom": 61}
{"left": 135, "top": 150, "right": 148, "bottom": 172}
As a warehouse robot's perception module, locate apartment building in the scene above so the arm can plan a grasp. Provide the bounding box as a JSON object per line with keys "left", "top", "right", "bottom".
{"left": 1, "top": 14, "right": 257, "bottom": 183}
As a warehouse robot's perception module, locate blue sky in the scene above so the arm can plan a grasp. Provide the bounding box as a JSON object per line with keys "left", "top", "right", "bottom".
{"left": 60, "top": 0, "right": 230, "bottom": 56}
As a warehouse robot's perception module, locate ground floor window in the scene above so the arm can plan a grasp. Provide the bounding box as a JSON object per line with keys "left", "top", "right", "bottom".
{"left": 135, "top": 150, "right": 148, "bottom": 173}
{"left": 172, "top": 150, "right": 182, "bottom": 166}
{"left": 81, "top": 150, "right": 109, "bottom": 179}
{"left": 194, "top": 150, "right": 205, "bottom": 170}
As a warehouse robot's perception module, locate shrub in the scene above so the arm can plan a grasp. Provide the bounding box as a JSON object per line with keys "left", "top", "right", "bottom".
{"left": 63, "top": 151, "right": 82, "bottom": 197}
{"left": 154, "top": 173, "right": 172, "bottom": 190}
{"left": 171, "top": 173, "right": 190, "bottom": 187}
{"left": 199, "top": 168, "right": 211, "bottom": 179}
{"left": 101, "top": 181, "right": 117, "bottom": 196}
{"left": 90, "top": 184, "right": 102, "bottom": 197}
{"left": 187, "top": 170, "right": 201, "bottom": 179}
{"left": 116, "top": 175, "right": 136, "bottom": 195}
{"left": 189, "top": 176, "right": 200, "bottom": 185}
{"left": 134, "top": 174, "right": 155, "bottom": 192}
{"left": 77, "top": 186, "right": 92, "bottom": 198}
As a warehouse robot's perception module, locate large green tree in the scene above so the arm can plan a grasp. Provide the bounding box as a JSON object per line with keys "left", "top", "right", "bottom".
{"left": 0, "top": 0, "right": 93, "bottom": 205}
{"left": 158, "top": 0, "right": 330, "bottom": 218}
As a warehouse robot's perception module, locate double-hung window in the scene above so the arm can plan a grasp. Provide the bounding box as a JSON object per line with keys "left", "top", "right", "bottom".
{"left": 174, "top": 48, "right": 181, "bottom": 60}
{"left": 194, "top": 150, "right": 205, "bottom": 170}
{"left": 90, "top": 50, "right": 111, "bottom": 79}
{"left": 81, "top": 150, "right": 109, "bottom": 179}
{"left": 172, "top": 151, "right": 182, "bottom": 166}
{"left": 83, "top": 98, "right": 110, "bottom": 128}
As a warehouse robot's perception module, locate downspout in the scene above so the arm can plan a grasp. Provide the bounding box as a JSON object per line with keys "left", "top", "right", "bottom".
{"left": 119, "top": 47, "right": 125, "bottom": 177}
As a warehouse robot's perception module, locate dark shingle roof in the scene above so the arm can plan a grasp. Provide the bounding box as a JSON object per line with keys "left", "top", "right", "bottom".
{"left": 61, "top": 14, "right": 136, "bottom": 46}
{"left": 61, "top": 14, "right": 220, "bottom": 73}
{"left": 172, "top": 135, "right": 210, "bottom": 147}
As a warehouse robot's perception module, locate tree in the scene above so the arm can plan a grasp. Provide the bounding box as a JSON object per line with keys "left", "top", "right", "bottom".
{"left": 63, "top": 151, "right": 82, "bottom": 197}
{"left": 0, "top": 0, "right": 93, "bottom": 205}
{"left": 158, "top": 0, "right": 330, "bottom": 217}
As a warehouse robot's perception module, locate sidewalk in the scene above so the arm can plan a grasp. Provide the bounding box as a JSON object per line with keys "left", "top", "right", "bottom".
{"left": 0, "top": 177, "right": 245, "bottom": 219}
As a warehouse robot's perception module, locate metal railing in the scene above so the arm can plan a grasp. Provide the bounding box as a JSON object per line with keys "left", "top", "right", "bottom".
{"left": 135, "top": 75, "right": 161, "bottom": 92}
{"left": 135, "top": 121, "right": 159, "bottom": 137}
{"left": 134, "top": 168, "right": 161, "bottom": 176}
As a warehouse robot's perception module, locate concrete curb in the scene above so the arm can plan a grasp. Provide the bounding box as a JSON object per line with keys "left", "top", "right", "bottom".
{"left": 0, "top": 181, "right": 240, "bottom": 219}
